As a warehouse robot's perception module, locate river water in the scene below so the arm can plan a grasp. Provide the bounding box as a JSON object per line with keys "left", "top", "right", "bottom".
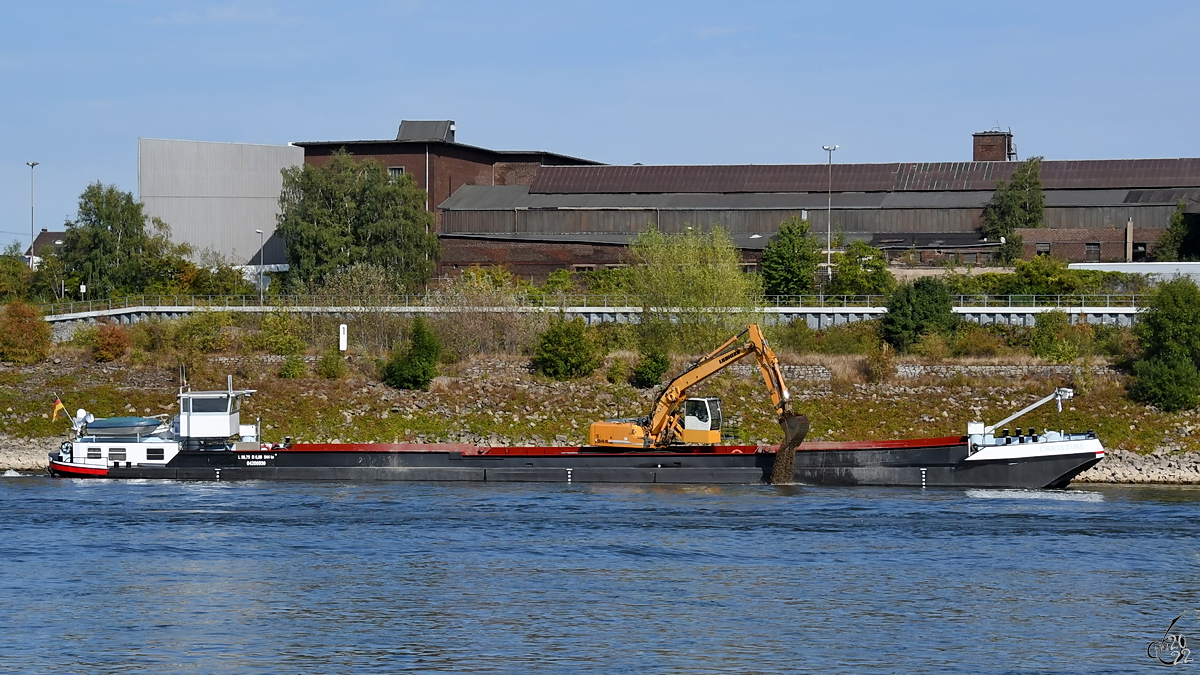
{"left": 0, "top": 476, "right": 1197, "bottom": 674}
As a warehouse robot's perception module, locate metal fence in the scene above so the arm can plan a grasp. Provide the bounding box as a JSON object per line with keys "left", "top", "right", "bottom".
{"left": 38, "top": 293, "right": 1147, "bottom": 317}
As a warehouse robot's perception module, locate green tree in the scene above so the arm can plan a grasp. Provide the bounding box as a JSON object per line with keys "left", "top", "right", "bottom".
{"left": 829, "top": 240, "right": 894, "bottom": 296}
{"left": 0, "top": 243, "right": 32, "bottom": 301}
{"left": 1130, "top": 277, "right": 1200, "bottom": 410}
{"left": 628, "top": 226, "right": 761, "bottom": 351}
{"left": 532, "top": 316, "right": 600, "bottom": 380}
{"left": 881, "top": 277, "right": 957, "bottom": 351}
{"left": 1130, "top": 354, "right": 1200, "bottom": 412}
{"left": 1151, "top": 201, "right": 1200, "bottom": 262}
{"left": 1135, "top": 277, "right": 1200, "bottom": 365}
{"left": 383, "top": 317, "right": 443, "bottom": 390}
{"left": 277, "top": 149, "right": 439, "bottom": 289}
{"left": 760, "top": 216, "right": 821, "bottom": 296}
{"left": 58, "top": 183, "right": 158, "bottom": 297}
{"left": 982, "top": 157, "right": 1044, "bottom": 263}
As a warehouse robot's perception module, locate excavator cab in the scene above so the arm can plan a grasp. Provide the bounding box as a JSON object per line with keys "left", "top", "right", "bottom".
{"left": 679, "top": 397, "right": 722, "bottom": 444}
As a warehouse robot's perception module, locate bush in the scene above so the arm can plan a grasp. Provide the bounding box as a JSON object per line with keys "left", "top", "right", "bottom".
{"left": 951, "top": 325, "right": 1006, "bottom": 358}
{"left": 129, "top": 319, "right": 173, "bottom": 353}
{"left": 770, "top": 319, "right": 818, "bottom": 354}
{"left": 278, "top": 354, "right": 307, "bottom": 379}
{"left": 1093, "top": 324, "right": 1139, "bottom": 361}
{"left": 0, "top": 301, "right": 51, "bottom": 365}
{"left": 383, "top": 317, "right": 442, "bottom": 390}
{"left": 605, "top": 359, "right": 630, "bottom": 385}
{"left": 630, "top": 351, "right": 670, "bottom": 388}
{"left": 864, "top": 343, "right": 894, "bottom": 383}
{"left": 316, "top": 348, "right": 347, "bottom": 379}
{"left": 533, "top": 316, "right": 600, "bottom": 380}
{"left": 881, "top": 278, "right": 956, "bottom": 352}
{"left": 1130, "top": 354, "right": 1200, "bottom": 411}
{"left": 912, "top": 332, "right": 950, "bottom": 360}
{"left": 173, "top": 311, "right": 233, "bottom": 353}
{"left": 93, "top": 321, "right": 131, "bottom": 362}
{"left": 249, "top": 312, "right": 306, "bottom": 355}
{"left": 817, "top": 321, "right": 880, "bottom": 355}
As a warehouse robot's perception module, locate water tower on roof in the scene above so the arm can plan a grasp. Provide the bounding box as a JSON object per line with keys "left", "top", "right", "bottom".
{"left": 973, "top": 130, "right": 1017, "bottom": 162}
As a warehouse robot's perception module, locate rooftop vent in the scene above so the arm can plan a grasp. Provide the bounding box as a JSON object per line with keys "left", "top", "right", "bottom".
{"left": 397, "top": 120, "right": 456, "bottom": 143}
{"left": 972, "top": 129, "right": 1016, "bottom": 162}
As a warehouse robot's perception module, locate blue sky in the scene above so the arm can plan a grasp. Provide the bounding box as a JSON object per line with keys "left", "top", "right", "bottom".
{"left": 3, "top": 1, "right": 1199, "bottom": 250}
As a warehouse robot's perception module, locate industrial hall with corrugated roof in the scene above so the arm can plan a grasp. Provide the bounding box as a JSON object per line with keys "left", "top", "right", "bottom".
{"left": 426, "top": 130, "right": 1200, "bottom": 279}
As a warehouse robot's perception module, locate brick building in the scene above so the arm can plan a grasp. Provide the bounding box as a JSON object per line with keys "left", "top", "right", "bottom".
{"left": 294, "top": 120, "right": 601, "bottom": 234}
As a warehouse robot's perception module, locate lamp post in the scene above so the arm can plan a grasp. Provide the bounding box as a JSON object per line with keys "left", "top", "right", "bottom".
{"left": 821, "top": 146, "right": 838, "bottom": 280}
{"left": 26, "top": 162, "right": 38, "bottom": 270}
{"left": 255, "top": 229, "right": 264, "bottom": 305}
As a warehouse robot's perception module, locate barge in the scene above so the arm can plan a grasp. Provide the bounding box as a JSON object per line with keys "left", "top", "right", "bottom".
{"left": 46, "top": 382, "right": 1103, "bottom": 488}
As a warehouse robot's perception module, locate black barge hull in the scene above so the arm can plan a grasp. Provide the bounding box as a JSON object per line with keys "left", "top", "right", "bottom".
{"left": 48, "top": 437, "right": 1104, "bottom": 488}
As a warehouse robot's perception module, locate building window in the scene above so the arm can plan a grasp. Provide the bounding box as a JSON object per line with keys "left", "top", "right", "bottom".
{"left": 147, "top": 448, "right": 165, "bottom": 461}
{"left": 388, "top": 167, "right": 405, "bottom": 178}
{"left": 87, "top": 447, "right": 101, "bottom": 459}
{"left": 572, "top": 264, "right": 596, "bottom": 272}
{"left": 741, "top": 263, "right": 758, "bottom": 273}
{"left": 1133, "top": 243, "right": 1148, "bottom": 262}
{"left": 604, "top": 263, "right": 628, "bottom": 269}
{"left": 1035, "top": 243, "right": 1050, "bottom": 256}
{"left": 1085, "top": 243, "right": 1101, "bottom": 262}
{"left": 109, "top": 448, "right": 127, "bottom": 461}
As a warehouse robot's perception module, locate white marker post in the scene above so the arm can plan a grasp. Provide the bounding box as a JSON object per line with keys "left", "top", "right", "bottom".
{"left": 338, "top": 324, "right": 348, "bottom": 352}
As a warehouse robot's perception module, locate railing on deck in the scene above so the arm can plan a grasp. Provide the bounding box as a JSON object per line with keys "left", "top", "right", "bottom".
{"left": 38, "top": 293, "right": 1147, "bottom": 317}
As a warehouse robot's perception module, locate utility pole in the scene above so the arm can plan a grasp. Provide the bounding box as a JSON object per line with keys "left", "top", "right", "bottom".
{"left": 26, "top": 162, "right": 38, "bottom": 270}
{"left": 821, "top": 146, "right": 838, "bottom": 280}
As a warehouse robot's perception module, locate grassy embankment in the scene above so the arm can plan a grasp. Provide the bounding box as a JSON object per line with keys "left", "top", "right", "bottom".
{"left": 2, "top": 352, "right": 1195, "bottom": 455}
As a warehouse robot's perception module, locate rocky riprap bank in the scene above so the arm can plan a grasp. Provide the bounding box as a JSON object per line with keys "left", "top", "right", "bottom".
{"left": 1075, "top": 445, "right": 1200, "bottom": 484}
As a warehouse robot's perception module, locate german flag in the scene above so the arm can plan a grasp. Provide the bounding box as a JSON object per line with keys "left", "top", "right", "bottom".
{"left": 52, "top": 397, "right": 66, "bottom": 421}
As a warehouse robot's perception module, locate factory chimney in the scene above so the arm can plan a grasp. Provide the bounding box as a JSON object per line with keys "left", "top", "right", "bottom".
{"left": 973, "top": 130, "right": 1016, "bottom": 162}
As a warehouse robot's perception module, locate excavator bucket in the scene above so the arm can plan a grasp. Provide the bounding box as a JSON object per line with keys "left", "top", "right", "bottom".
{"left": 770, "top": 412, "right": 809, "bottom": 484}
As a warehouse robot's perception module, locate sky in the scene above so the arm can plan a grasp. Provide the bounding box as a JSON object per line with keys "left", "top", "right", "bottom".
{"left": 3, "top": 0, "right": 1199, "bottom": 250}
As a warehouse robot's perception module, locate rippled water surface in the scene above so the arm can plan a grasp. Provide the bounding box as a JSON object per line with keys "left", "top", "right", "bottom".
{"left": 1, "top": 476, "right": 1197, "bottom": 674}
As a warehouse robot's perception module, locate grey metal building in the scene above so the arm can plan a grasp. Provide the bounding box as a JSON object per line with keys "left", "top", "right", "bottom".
{"left": 138, "top": 138, "right": 304, "bottom": 266}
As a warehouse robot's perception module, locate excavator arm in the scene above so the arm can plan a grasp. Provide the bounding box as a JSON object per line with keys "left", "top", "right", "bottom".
{"left": 589, "top": 324, "right": 808, "bottom": 482}
{"left": 645, "top": 324, "right": 793, "bottom": 447}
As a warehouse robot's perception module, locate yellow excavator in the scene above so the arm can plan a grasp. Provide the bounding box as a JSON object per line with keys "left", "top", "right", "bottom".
{"left": 588, "top": 324, "right": 809, "bottom": 480}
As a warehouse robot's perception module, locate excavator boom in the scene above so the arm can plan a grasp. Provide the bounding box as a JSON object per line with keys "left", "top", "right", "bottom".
{"left": 589, "top": 324, "right": 809, "bottom": 480}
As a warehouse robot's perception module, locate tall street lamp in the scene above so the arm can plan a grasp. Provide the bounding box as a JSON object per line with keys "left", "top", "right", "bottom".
{"left": 26, "top": 162, "right": 38, "bottom": 270}
{"left": 821, "top": 146, "right": 838, "bottom": 281}
{"left": 255, "top": 229, "right": 265, "bottom": 305}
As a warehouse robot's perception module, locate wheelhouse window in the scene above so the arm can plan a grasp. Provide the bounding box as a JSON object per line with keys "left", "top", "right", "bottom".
{"left": 190, "top": 397, "right": 230, "bottom": 413}
{"left": 147, "top": 448, "right": 165, "bottom": 461}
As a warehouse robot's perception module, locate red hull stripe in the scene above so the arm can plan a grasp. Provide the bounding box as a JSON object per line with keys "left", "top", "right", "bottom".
{"left": 798, "top": 436, "right": 966, "bottom": 451}
{"left": 49, "top": 461, "right": 109, "bottom": 477}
